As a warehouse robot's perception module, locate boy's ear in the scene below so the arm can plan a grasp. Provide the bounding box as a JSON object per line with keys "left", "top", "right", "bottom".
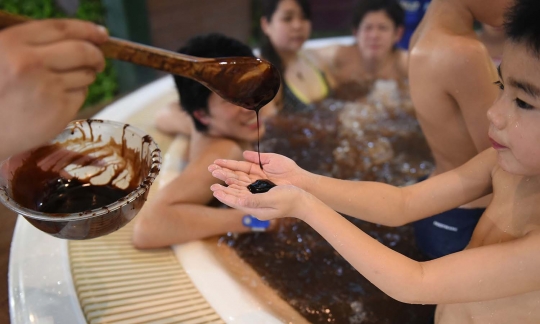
{"left": 193, "top": 109, "right": 211, "bottom": 126}
{"left": 261, "top": 17, "right": 270, "bottom": 35}
{"left": 394, "top": 25, "right": 405, "bottom": 44}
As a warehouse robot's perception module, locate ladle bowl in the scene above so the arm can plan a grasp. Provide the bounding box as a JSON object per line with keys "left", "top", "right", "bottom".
{"left": 0, "top": 120, "right": 161, "bottom": 240}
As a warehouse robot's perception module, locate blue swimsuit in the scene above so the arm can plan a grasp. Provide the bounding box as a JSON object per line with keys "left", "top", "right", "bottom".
{"left": 412, "top": 175, "right": 484, "bottom": 259}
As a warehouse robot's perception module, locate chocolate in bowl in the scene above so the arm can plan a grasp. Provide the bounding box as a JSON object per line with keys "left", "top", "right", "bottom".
{"left": 0, "top": 119, "right": 161, "bottom": 240}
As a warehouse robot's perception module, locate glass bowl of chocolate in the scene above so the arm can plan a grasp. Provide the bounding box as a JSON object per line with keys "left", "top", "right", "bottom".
{"left": 0, "top": 119, "right": 161, "bottom": 240}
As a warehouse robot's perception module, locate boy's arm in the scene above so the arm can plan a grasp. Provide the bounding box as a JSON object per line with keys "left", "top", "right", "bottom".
{"left": 154, "top": 102, "right": 194, "bottom": 136}
{"left": 300, "top": 195, "right": 540, "bottom": 304}
{"left": 212, "top": 149, "right": 536, "bottom": 304}
{"left": 304, "top": 148, "right": 496, "bottom": 226}
{"left": 444, "top": 40, "right": 499, "bottom": 152}
{"left": 212, "top": 149, "right": 496, "bottom": 226}
{"left": 132, "top": 139, "right": 248, "bottom": 248}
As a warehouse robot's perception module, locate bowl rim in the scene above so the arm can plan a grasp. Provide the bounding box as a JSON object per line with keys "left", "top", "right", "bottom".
{"left": 0, "top": 119, "right": 161, "bottom": 222}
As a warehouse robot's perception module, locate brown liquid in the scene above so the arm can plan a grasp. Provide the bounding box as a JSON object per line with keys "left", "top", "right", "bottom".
{"left": 207, "top": 58, "right": 280, "bottom": 170}
{"left": 237, "top": 73, "right": 280, "bottom": 170}
{"left": 36, "top": 177, "right": 129, "bottom": 214}
{"left": 201, "top": 57, "right": 281, "bottom": 112}
{"left": 11, "top": 120, "right": 148, "bottom": 216}
{"left": 247, "top": 179, "right": 276, "bottom": 194}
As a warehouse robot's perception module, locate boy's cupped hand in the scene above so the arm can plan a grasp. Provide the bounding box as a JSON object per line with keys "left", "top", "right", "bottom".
{"left": 210, "top": 181, "right": 309, "bottom": 221}
{"left": 208, "top": 151, "right": 316, "bottom": 221}
{"left": 208, "top": 150, "right": 308, "bottom": 189}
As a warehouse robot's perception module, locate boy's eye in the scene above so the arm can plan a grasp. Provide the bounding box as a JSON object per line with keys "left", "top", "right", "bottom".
{"left": 515, "top": 98, "right": 534, "bottom": 110}
{"left": 282, "top": 15, "right": 293, "bottom": 22}
{"left": 494, "top": 81, "right": 504, "bottom": 90}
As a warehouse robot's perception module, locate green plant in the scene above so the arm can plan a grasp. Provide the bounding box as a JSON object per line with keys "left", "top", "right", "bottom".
{"left": 0, "top": 0, "right": 118, "bottom": 108}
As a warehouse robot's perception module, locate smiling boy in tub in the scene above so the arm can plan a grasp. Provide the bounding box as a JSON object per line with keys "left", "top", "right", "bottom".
{"left": 132, "top": 33, "right": 278, "bottom": 248}
{"left": 208, "top": 0, "right": 540, "bottom": 322}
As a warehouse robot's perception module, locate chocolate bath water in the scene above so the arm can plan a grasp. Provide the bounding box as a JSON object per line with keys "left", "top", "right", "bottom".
{"left": 220, "top": 80, "right": 436, "bottom": 323}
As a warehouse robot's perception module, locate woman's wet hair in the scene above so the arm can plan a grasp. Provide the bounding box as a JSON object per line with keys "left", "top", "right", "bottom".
{"left": 351, "top": 0, "right": 405, "bottom": 30}
{"left": 504, "top": 0, "right": 540, "bottom": 56}
{"left": 259, "top": 0, "right": 312, "bottom": 74}
{"left": 174, "top": 33, "right": 255, "bottom": 132}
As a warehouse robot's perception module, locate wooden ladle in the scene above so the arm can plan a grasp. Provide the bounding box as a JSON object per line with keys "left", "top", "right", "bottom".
{"left": 0, "top": 10, "right": 281, "bottom": 111}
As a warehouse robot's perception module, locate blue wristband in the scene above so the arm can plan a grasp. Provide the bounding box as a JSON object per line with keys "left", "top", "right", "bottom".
{"left": 242, "top": 215, "right": 270, "bottom": 232}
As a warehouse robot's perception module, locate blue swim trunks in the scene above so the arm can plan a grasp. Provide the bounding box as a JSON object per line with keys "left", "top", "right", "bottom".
{"left": 412, "top": 175, "right": 484, "bottom": 259}
{"left": 413, "top": 207, "right": 484, "bottom": 259}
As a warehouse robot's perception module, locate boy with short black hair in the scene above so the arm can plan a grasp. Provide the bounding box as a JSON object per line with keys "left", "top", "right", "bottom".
{"left": 209, "top": 1, "right": 540, "bottom": 322}
{"left": 133, "top": 33, "right": 276, "bottom": 248}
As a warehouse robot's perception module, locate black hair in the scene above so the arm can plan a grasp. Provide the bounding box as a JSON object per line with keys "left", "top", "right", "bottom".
{"left": 174, "top": 33, "right": 255, "bottom": 132}
{"left": 351, "top": 0, "right": 405, "bottom": 30}
{"left": 504, "top": 0, "right": 540, "bottom": 56}
{"left": 259, "top": 0, "right": 312, "bottom": 74}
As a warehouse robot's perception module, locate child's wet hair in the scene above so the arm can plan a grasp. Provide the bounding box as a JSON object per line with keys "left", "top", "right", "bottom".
{"left": 351, "top": 0, "right": 405, "bottom": 30}
{"left": 504, "top": 0, "right": 540, "bottom": 56}
{"left": 174, "top": 33, "right": 255, "bottom": 132}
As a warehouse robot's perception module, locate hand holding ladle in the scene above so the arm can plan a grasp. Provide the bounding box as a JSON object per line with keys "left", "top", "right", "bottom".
{"left": 0, "top": 10, "right": 281, "bottom": 111}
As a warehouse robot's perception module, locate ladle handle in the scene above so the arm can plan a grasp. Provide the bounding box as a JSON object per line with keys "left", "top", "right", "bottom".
{"left": 0, "top": 10, "right": 206, "bottom": 78}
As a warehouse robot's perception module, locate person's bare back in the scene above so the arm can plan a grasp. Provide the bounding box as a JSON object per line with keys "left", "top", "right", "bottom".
{"left": 409, "top": 0, "right": 499, "bottom": 208}
{"left": 409, "top": 0, "right": 499, "bottom": 176}
{"left": 408, "top": 0, "right": 511, "bottom": 259}
{"left": 409, "top": 1, "right": 498, "bottom": 207}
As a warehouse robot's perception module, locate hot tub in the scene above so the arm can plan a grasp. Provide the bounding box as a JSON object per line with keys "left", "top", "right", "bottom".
{"left": 9, "top": 36, "right": 434, "bottom": 324}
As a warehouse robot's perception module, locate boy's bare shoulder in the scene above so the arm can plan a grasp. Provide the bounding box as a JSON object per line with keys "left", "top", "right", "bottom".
{"left": 411, "top": 33, "right": 492, "bottom": 82}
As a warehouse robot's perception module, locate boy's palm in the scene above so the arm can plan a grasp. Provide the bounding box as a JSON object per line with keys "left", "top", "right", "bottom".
{"left": 210, "top": 182, "right": 306, "bottom": 221}
{"left": 209, "top": 151, "right": 303, "bottom": 188}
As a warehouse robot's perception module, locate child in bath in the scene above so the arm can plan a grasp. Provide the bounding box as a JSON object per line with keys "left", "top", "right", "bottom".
{"left": 132, "top": 33, "right": 277, "bottom": 248}
{"left": 409, "top": 0, "right": 514, "bottom": 258}
{"left": 208, "top": 0, "right": 540, "bottom": 322}
{"left": 407, "top": 0, "right": 515, "bottom": 259}
{"left": 308, "top": 0, "right": 408, "bottom": 88}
